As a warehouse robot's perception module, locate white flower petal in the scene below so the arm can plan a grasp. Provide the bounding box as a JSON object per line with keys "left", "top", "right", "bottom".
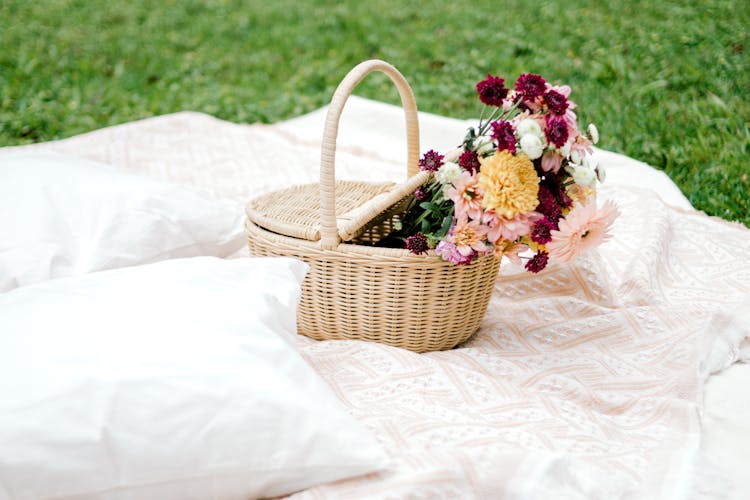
{"left": 596, "top": 164, "right": 607, "bottom": 183}
{"left": 516, "top": 119, "right": 542, "bottom": 138}
{"left": 587, "top": 123, "right": 599, "bottom": 144}
{"left": 473, "top": 136, "right": 495, "bottom": 155}
{"left": 443, "top": 147, "right": 463, "bottom": 164}
{"left": 571, "top": 165, "right": 597, "bottom": 188}
{"left": 436, "top": 162, "right": 463, "bottom": 185}
{"left": 519, "top": 134, "right": 544, "bottom": 160}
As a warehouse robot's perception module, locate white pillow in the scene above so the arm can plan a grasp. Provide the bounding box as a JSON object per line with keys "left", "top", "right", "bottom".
{"left": 0, "top": 151, "right": 246, "bottom": 293}
{"left": 0, "top": 257, "right": 387, "bottom": 499}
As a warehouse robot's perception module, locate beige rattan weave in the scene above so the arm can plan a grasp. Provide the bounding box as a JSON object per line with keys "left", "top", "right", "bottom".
{"left": 245, "top": 59, "right": 500, "bottom": 352}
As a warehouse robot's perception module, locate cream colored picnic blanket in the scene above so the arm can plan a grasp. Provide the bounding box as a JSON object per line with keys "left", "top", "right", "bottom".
{"left": 5, "top": 98, "right": 749, "bottom": 499}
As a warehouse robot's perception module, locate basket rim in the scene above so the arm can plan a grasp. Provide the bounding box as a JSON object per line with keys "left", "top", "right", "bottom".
{"left": 245, "top": 217, "right": 502, "bottom": 265}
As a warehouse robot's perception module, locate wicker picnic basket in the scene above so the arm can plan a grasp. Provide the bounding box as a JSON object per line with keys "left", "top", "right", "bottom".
{"left": 245, "top": 59, "right": 500, "bottom": 352}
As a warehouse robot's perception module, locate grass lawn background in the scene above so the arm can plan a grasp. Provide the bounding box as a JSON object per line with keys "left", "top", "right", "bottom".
{"left": 2, "top": 0, "right": 748, "bottom": 226}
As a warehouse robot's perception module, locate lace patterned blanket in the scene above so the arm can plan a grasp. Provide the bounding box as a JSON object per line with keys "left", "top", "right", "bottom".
{"left": 5, "top": 100, "right": 749, "bottom": 499}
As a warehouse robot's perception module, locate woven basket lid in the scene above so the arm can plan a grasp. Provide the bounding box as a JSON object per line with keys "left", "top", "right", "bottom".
{"left": 246, "top": 172, "right": 428, "bottom": 242}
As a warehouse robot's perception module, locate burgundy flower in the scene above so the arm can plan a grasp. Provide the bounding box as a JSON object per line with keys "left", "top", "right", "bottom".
{"left": 414, "top": 185, "right": 428, "bottom": 200}
{"left": 419, "top": 150, "right": 444, "bottom": 172}
{"left": 405, "top": 233, "right": 430, "bottom": 255}
{"left": 458, "top": 149, "right": 481, "bottom": 173}
{"left": 515, "top": 73, "right": 547, "bottom": 100}
{"left": 545, "top": 115, "right": 569, "bottom": 148}
{"left": 525, "top": 251, "right": 549, "bottom": 273}
{"left": 535, "top": 185, "right": 562, "bottom": 227}
{"left": 530, "top": 217, "right": 555, "bottom": 244}
{"left": 544, "top": 89, "right": 569, "bottom": 115}
{"left": 490, "top": 120, "right": 517, "bottom": 154}
{"left": 476, "top": 74, "right": 509, "bottom": 106}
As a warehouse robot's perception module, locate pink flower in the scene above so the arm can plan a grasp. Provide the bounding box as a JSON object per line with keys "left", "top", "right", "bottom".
{"left": 436, "top": 241, "right": 477, "bottom": 265}
{"left": 502, "top": 91, "right": 519, "bottom": 111}
{"left": 450, "top": 214, "right": 490, "bottom": 256}
{"left": 541, "top": 150, "right": 564, "bottom": 173}
{"left": 446, "top": 171, "right": 484, "bottom": 220}
{"left": 570, "top": 132, "right": 594, "bottom": 158}
{"left": 563, "top": 109, "right": 579, "bottom": 130}
{"left": 494, "top": 241, "right": 529, "bottom": 265}
{"left": 550, "top": 84, "right": 572, "bottom": 99}
{"left": 547, "top": 200, "right": 620, "bottom": 264}
{"left": 483, "top": 210, "right": 544, "bottom": 244}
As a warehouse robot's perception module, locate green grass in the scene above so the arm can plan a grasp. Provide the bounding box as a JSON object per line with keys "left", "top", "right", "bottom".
{"left": 2, "top": 0, "right": 748, "bottom": 226}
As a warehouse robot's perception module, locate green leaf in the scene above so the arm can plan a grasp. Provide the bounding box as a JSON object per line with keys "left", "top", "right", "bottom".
{"left": 437, "top": 214, "right": 454, "bottom": 238}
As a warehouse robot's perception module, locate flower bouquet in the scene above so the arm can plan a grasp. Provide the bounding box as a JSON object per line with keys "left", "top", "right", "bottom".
{"left": 393, "top": 72, "right": 619, "bottom": 273}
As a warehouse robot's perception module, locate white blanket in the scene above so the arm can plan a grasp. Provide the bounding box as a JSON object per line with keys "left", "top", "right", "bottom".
{"left": 3, "top": 97, "right": 749, "bottom": 499}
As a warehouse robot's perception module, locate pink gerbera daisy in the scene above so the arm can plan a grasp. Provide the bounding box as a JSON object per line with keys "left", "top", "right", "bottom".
{"left": 546, "top": 200, "right": 620, "bottom": 263}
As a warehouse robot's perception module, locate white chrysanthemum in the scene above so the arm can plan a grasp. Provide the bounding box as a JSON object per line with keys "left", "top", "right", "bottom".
{"left": 443, "top": 147, "right": 463, "bottom": 164}
{"left": 587, "top": 123, "right": 599, "bottom": 144}
{"left": 519, "top": 134, "right": 544, "bottom": 160}
{"left": 473, "top": 136, "right": 495, "bottom": 155}
{"left": 570, "top": 148, "right": 583, "bottom": 165}
{"left": 568, "top": 164, "right": 597, "bottom": 188}
{"left": 436, "top": 162, "right": 463, "bottom": 185}
{"left": 516, "top": 118, "right": 543, "bottom": 139}
{"left": 558, "top": 139, "right": 572, "bottom": 158}
{"left": 582, "top": 154, "right": 598, "bottom": 170}
{"left": 595, "top": 163, "right": 607, "bottom": 183}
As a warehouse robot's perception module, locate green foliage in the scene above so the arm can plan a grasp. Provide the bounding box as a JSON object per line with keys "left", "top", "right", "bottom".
{"left": 1, "top": 0, "right": 748, "bottom": 225}
{"left": 408, "top": 179, "right": 454, "bottom": 244}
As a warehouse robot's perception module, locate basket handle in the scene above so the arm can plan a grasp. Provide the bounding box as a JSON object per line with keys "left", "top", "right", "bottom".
{"left": 319, "top": 59, "right": 420, "bottom": 249}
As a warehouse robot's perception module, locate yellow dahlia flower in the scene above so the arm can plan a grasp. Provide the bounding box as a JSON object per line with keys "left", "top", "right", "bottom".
{"left": 478, "top": 151, "right": 540, "bottom": 219}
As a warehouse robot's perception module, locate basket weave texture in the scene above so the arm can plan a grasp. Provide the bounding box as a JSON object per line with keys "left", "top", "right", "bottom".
{"left": 245, "top": 60, "right": 500, "bottom": 352}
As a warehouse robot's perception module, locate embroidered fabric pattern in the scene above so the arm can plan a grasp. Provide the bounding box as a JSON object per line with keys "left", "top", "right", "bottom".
{"left": 6, "top": 110, "right": 748, "bottom": 499}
